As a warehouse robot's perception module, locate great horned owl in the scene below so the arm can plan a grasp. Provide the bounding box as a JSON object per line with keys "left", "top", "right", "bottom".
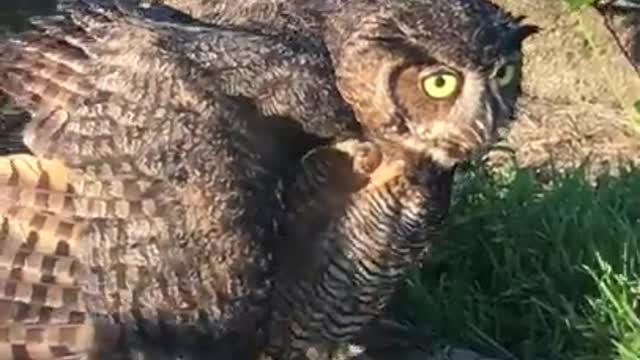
{"left": 0, "top": 0, "right": 537, "bottom": 359}
{"left": 251, "top": 0, "right": 538, "bottom": 358}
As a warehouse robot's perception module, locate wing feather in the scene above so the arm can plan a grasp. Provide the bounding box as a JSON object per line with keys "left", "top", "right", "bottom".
{"left": 0, "top": 0, "right": 264, "bottom": 357}
{"left": 0, "top": 0, "right": 314, "bottom": 357}
{"left": 0, "top": 0, "right": 213, "bottom": 171}
{"left": 0, "top": 155, "right": 98, "bottom": 359}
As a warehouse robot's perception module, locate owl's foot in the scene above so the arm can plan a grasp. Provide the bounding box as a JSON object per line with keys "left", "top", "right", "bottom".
{"left": 334, "top": 139, "right": 383, "bottom": 176}
{"left": 304, "top": 346, "right": 335, "bottom": 360}
{"left": 333, "top": 138, "right": 407, "bottom": 190}
{"left": 259, "top": 341, "right": 357, "bottom": 360}
{"left": 257, "top": 347, "right": 332, "bottom": 360}
{"left": 349, "top": 318, "right": 437, "bottom": 359}
{"left": 351, "top": 141, "right": 383, "bottom": 175}
{"left": 330, "top": 344, "right": 368, "bottom": 360}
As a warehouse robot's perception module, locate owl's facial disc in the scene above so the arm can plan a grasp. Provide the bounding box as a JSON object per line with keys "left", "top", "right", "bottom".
{"left": 390, "top": 59, "right": 521, "bottom": 168}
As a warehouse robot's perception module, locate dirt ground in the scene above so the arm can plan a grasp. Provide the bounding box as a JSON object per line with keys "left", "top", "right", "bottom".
{"left": 486, "top": 0, "right": 640, "bottom": 181}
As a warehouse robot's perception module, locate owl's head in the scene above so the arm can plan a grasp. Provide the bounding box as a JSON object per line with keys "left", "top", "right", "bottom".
{"left": 323, "top": 0, "right": 538, "bottom": 168}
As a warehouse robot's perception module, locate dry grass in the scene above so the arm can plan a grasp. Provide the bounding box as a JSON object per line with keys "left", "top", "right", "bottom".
{"left": 488, "top": 96, "right": 640, "bottom": 182}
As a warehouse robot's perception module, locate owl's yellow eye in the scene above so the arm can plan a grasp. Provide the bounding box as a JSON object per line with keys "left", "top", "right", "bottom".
{"left": 421, "top": 72, "right": 460, "bottom": 99}
{"left": 495, "top": 63, "right": 516, "bottom": 87}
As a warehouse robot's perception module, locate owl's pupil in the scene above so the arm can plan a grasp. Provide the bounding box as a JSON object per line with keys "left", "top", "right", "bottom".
{"left": 497, "top": 67, "right": 505, "bottom": 78}
{"left": 434, "top": 76, "right": 446, "bottom": 87}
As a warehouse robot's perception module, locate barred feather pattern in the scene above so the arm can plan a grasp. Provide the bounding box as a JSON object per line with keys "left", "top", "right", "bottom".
{"left": 157, "top": 0, "right": 323, "bottom": 38}
{"left": 264, "top": 139, "right": 454, "bottom": 359}
{"left": 0, "top": 1, "right": 332, "bottom": 358}
{"left": 0, "top": 156, "right": 97, "bottom": 360}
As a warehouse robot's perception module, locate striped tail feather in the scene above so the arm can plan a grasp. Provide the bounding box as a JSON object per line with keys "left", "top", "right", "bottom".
{"left": 0, "top": 155, "right": 96, "bottom": 359}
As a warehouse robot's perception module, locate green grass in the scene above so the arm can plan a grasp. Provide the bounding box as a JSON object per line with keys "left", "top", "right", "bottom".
{"left": 391, "top": 163, "right": 640, "bottom": 360}
{"left": 563, "top": 0, "right": 598, "bottom": 11}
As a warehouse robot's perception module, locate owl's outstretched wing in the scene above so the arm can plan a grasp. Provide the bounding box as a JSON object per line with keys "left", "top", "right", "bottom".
{"left": 0, "top": 1, "right": 288, "bottom": 358}
{"left": 135, "top": 0, "right": 359, "bottom": 139}
{"left": 0, "top": 0, "right": 359, "bottom": 356}
{"left": 0, "top": 1, "right": 209, "bottom": 357}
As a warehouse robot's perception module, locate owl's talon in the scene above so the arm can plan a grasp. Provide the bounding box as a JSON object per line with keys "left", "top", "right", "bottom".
{"left": 306, "top": 347, "right": 322, "bottom": 360}
{"left": 333, "top": 139, "right": 383, "bottom": 176}
{"left": 352, "top": 142, "right": 383, "bottom": 175}
{"left": 257, "top": 353, "right": 275, "bottom": 360}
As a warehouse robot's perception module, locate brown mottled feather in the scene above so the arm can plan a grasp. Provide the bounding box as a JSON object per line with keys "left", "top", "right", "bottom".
{"left": 264, "top": 138, "right": 454, "bottom": 359}
{"left": 0, "top": 1, "right": 313, "bottom": 358}
{"left": 0, "top": 156, "right": 96, "bottom": 359}
{"left": 157, "top": 0, "right": 317, "bottom": 35}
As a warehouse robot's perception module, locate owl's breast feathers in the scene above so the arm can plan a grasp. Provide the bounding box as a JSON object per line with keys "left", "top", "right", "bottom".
{"left": 266, "top": 138, "right": 454, "bottom": 358}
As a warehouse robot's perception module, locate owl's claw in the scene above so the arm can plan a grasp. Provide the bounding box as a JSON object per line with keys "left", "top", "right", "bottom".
{"left": 333, "top": 139, "right": 383, "bottom": 176}
{"left": 305, "top": 346, "right": 333, "bottom": 360}
{"left": 352, "top": 141, "right": 383, "bottom": 175}
{"left": 350, "top": 318, "right": 437, "bottom": 358}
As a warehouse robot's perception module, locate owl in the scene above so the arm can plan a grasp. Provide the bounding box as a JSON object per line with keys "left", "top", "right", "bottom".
{"left": 0, "top": 0, "right": 537, "bottom": 360}
{"left": 244, "top": 0, "right": 536, "bottom": 358}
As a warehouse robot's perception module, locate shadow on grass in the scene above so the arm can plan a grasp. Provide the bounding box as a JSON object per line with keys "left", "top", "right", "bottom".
{"left": 392, "top": 162, "right": 640, "bottom": 360}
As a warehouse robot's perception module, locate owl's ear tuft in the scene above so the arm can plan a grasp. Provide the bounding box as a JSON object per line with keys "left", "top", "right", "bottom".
{"left": 512, "top": 21, "right": 541, "bottom": 42}
{"left": 518, "top": 23, "right": 541, "bottom": 38}
{"left": 504, "top": 22, "right": 540, "bottom": 51}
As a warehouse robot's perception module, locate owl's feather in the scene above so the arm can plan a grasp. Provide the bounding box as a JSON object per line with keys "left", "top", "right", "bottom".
{"left": 0, "top": 155, "right": 96, "bottom": 360}
{"left": 0, "top": 0, "right": 339, "bottom": 358}
{"left": 157, "top": 0, "right": 322, "bottom": 36}
{"left": 264, "top": 138, "right": 454, "bottom": 359}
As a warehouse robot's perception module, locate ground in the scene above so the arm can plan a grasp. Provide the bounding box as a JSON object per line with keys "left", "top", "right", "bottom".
{"left": 486, "top": 0, "right": 640, "bottom": 180}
